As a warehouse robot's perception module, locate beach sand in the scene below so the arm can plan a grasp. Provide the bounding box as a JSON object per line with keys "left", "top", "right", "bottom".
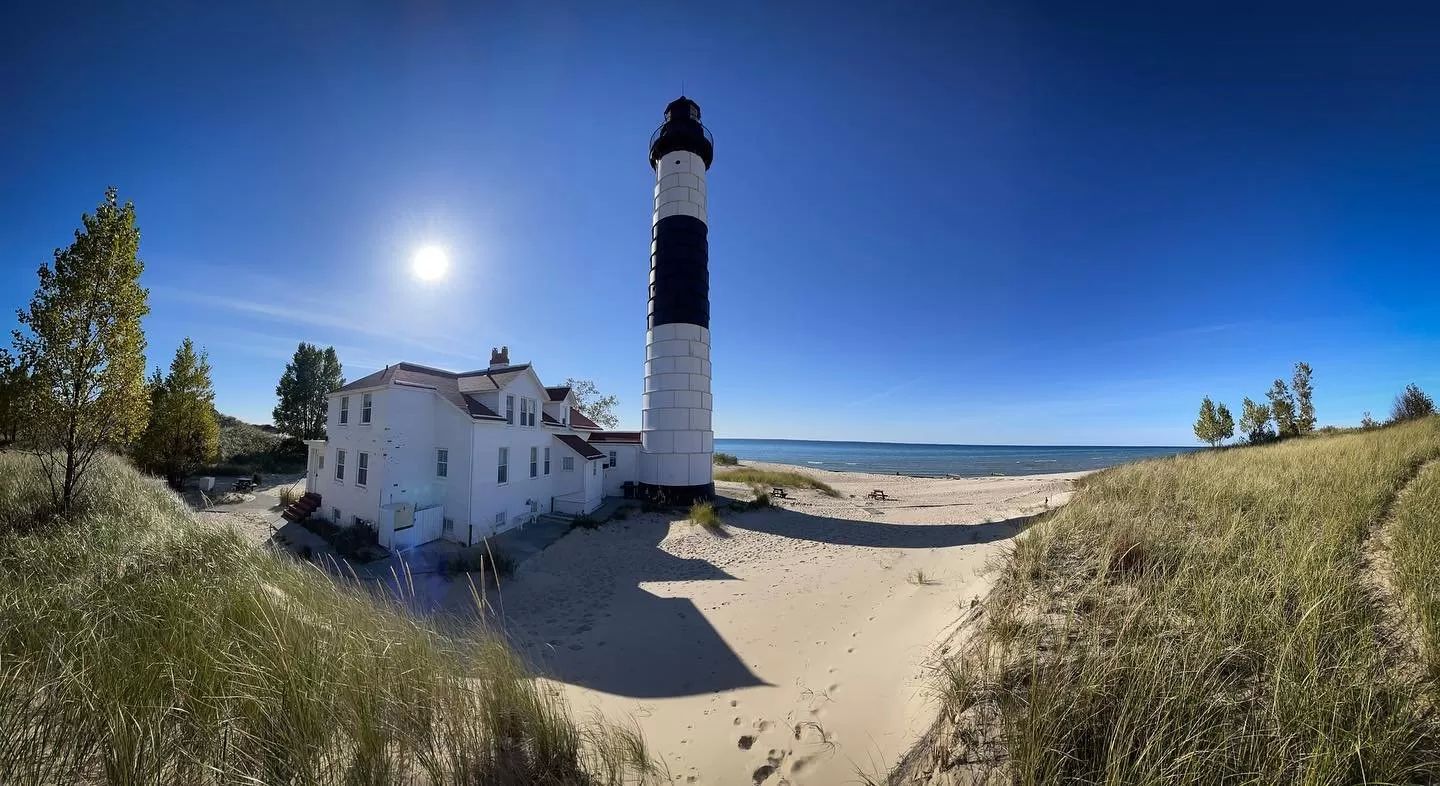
{"left": 487, "top": 462, "right": 1084, "bottom": 784}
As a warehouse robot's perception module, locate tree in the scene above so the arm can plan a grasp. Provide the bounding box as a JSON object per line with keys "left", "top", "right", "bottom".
{"left": 1215, "top": 402, "right": 1235, "bottom": 444}
{"left": 1360, "top": 411, "right": 1379, "bottom": 430}
{"left": 564, "top": 378, "right": 619, "bottom": 429}
{"left": 136, "top": 339, "right": 220, "bottom": 488}
{"left": 1390, "top": 383, "right": 1436, "bottom": 423}
{"left": 0, "top": 350, "right": 32, "bottom": 446}
{"left": 1268, "top": 379, "right": 1297, "bottom": 438}
{"left": 1240, "top": 397, "right": 1274, "bottom": 444}
{"left": 12, "top": 188, "right": 150, "bottom": 512}
{"left": 1291, "top": 362, "right": 1316, "bottom": 434}
{"left": 273, "top": 343, "right": 343, "bottom": 439}
{"left": 1193, "top": 396, "right": 1223, "bottom": 447}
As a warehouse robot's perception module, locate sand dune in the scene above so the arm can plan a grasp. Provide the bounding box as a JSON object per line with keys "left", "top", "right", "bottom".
{"left": 488, "top": 462, "right": 1082, "bottom": 784}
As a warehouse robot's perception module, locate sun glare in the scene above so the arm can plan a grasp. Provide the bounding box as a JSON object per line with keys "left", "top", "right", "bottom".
{"left": 411, "top": 246, "right": 450, "bottom": 281}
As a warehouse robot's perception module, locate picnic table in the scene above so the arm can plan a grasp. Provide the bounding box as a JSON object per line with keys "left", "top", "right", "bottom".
{"left": 232, "top": 478, "right": 257, "bottom": 493}
{"left": 867, "top": 488, "right": 889, "bottom": 501}
{"left": 770, "top": 486, "right": 788, "bottom": 499}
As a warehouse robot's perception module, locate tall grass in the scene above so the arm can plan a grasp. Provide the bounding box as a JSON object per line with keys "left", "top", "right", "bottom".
{"left": 1387, "top": 454, "right": 1440, "bottom": 679}
{"left": 0, "top": 452, "right": 655, "bottom": 785}
{"left": 929, "top": 417, "right": 1440, "bottom": 784}
{"left": 714, "top": 467, "right": 838, "bottom": 497}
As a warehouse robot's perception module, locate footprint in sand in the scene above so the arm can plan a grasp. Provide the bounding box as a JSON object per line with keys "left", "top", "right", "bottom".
{"left": 737, "top": 735, "right": 755, "bottom": 750}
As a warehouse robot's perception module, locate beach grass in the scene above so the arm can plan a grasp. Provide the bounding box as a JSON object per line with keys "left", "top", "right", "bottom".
{"left": 688, "top": 501, "right": 724, "bottom": 532}
{"left": 926, "top": 416, "right": 1440, "bottom": 784}
{"left": 712, "top": 452, "right": 739, "bottom": 466}
{"left": 0, "top": 451, "right": 655, "bottom": 785}
{"left": 714, "top": 467, "right": 839, "bottom": 497}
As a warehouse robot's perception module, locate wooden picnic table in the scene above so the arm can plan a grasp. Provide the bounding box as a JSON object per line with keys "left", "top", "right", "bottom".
{"left": 868, "top": 488, "right": 889, "bottom": 501}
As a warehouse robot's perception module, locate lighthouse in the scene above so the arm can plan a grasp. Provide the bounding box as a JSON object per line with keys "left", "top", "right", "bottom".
{"left": 640, "top": 96, "right": 715, "bottom": 503}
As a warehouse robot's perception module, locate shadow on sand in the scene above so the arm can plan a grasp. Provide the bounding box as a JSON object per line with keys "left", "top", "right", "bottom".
{"left": 510, "top": 504, "right": 1042, "bottom": 699}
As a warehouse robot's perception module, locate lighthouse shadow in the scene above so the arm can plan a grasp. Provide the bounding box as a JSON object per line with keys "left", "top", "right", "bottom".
{"left": 502, "top": 516, "right": 770, "bottom": 699}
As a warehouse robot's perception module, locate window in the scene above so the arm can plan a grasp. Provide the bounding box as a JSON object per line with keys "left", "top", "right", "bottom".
{"left": 608, "top": 451, "right": 617, "bottom": 469}
{"left": 339, "top": 396, "right": 349, "bottom": 425}
{"left": 592, "top": 461, "right": 598, "bottom": 477}
{"left": 335, "top": 449, "right": 346, "bottom": 481}
{"left": 518, "top": 398, "right": 537, "bottom": 427}
{"left": 318, "top": 452, "right": 324, "bottom": 470}
{"left": 356, "top": 452, "right": 369, "bottom": 487}
{"left": 331, "top": 507, "right": 341, "bottom": 523}
{"left": 505, "top": 395, "right": 515, "bottom": 424}
{"left": 436, "top": 448, "right": 448, "bottom": 478}
{"left": 528, "top": 398, "right": 537, "bottom": 426}
{"left": 361, "top": 392, "right": 372, "bottom": 424}
{"left": 544, "top": 447, "right": 551, "bottom": 475}
{"left": 494, "top": 511, "right": 506, "bottom": 530}
{"left": 443, "top": 517, "right": 454, "bottom": 534}
{"left": 562, "top": 456, "right": 574, "bottom": 471}
{"left": 530, "top": 446, "right": 538, "bottom": 478}
{"left": 497, "top": 447, "right": 509, "bottom": 483}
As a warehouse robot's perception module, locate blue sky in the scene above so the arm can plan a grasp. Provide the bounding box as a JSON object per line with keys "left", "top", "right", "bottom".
{"left": 3, "top": 2, "right": 1437, "bottom": 445}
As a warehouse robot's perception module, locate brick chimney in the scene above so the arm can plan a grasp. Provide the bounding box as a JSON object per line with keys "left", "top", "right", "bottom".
{"left": 489, "top": 346, "right": 510, "bottom": 368}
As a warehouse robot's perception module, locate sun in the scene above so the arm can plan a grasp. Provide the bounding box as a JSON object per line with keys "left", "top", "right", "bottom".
{"left": 411, "top": 246, "right": 450, "bottom": 282}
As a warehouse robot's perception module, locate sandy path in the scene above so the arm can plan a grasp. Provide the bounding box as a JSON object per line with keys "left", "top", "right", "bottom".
{"left": 480, "top": 463, "right": 1082, "bottom": 785}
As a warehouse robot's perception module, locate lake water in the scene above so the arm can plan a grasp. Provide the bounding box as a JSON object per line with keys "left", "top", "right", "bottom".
{"left": 713, "top": 439, "right": 1198, "bottom": 477}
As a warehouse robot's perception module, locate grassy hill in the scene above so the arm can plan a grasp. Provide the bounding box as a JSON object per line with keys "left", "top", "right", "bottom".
{"left": 906, "top": 417, "right": 1440, "bottom": 784}
{"left": 209, "top": 413, "right": 305, "bottom": 475}
{"left": 0, "top": 453, "right": 653, "bottom": 784}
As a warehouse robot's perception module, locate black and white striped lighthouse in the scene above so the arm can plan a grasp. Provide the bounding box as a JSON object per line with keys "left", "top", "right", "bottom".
{"left": 639, "top": 96, "right": 715, "bottom": 503}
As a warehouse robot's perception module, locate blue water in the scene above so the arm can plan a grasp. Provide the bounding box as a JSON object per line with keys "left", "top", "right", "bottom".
{"left": 714, "top": 439, "right": 1198, "bottom": 477}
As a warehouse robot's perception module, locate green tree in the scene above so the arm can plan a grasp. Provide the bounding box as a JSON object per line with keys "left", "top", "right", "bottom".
{"left": 136, "top": 339, "right": 220, "bottom": 489}
{"left": 1193, "top": 396, "right": 1223, "bottom": 447}
{"left": 1291, "top": 362, "right": 1316, "bottom": 434}
{"left": 0, "top": 350, "right": 32, "bottom": 446}
{"left": 273, "top": 343, "right": 343, "bottom": 439}
{"left": 1215, "top": 402, "right": 1235, "bottom": 444}
{"left": 1240, "top": 397, "right": 1274, "bottom": 444}
{"left": 564, "top": 377, "right": 620, "bottom": 429}
{"left": 12, "top": 188, "right": 150, "bottom": 511}
{"left": 1268, "top": 379, "right": 1297, "bottom": 438}
{"left": 1390, "top": 383, "right": 1436, "bottom": 423}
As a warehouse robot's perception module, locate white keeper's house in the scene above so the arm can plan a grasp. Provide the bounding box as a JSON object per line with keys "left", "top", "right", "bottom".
{"left": 301, "top": 347, "right": 641, "bottom": 550}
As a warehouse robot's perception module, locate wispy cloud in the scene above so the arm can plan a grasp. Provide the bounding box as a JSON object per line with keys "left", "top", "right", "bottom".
{"left": 152, "top": 286, "right": 486, "bottom": 365}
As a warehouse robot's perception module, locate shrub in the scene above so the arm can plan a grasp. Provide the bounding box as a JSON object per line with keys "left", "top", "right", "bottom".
{"left": 570, "top": 515, "right": 600, "bottom": 531}
{"left": 1391, "top": 383, "right": 1436, "bottom": 423}
{"left": 714, "top": 467, "right": 839, "bottom": 497}
{"left": 713, "top": 452, "right": 740, "bottom": 466}
{"left": 688, "top": 501, "right": 723, "bottom": 532}
{"left": 748, "top": 485, "right": 771, "bottom": 509}
{"left": 438, "top": 542, "right": 515, "bottom": 579}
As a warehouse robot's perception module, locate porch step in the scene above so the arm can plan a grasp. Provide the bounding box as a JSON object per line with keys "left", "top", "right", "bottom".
{"left": 535, "top": 513, "right": 574, "bottom": 528}
{"left": 283, "top": 491, "right": 322, "bottom": 523}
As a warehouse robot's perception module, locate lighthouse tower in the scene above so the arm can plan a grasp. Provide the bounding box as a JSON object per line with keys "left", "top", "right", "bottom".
{"left": 640, "top": 96, "right": 715, "bottom": 503}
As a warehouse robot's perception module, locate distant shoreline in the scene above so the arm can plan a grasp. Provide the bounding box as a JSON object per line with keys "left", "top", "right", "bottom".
{"left": 715, "top": 439, "right": 1197, "bottom": 478}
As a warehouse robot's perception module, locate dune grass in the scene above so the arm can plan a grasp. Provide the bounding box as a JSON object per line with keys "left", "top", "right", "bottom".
{"left": 927, "top": 417, "right": 1440, "bottom": 784}
{"left": 0, "top": 452, "right": 655, "bottom": 785}
{"left": 688, "top": 501, "right": 724, "bottom": 532}
{"left": 1387, "top": 453, "right": 1440, "bottom": 680}
{"left": 714, "top": 467, "right": 838, "bottom": 497}
{"left": 712, "top": 452, "right": 739, "bottom": 466}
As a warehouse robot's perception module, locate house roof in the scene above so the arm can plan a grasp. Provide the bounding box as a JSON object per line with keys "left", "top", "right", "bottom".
{"left": 541, "top": 411, "right": 561, "bottom": 426}
{"left": 555, "top": 434, "right": 606, "bottom": 460}
{"left": 544, "top": 386, "right": 571, "bottom": 402}
{"left": 334, "top": 361, "right": 527, "bottom": 420}
{"left": 588, "top": 431, "right": 642, "bottom": 444}
{"left": 568, "top": 408, "right": 600, "bottom": 430}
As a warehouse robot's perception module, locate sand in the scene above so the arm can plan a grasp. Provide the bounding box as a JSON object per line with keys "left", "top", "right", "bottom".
{"left": 489, "top": 462, "right": 1084, "bottom": 785}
